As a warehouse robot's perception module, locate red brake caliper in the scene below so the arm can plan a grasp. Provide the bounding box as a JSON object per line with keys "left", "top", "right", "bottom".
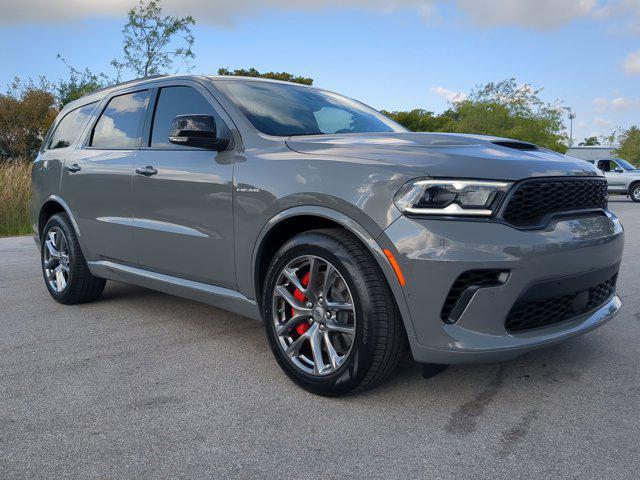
{"left": 292, "top": 271, "right": 311, "bottom": 336}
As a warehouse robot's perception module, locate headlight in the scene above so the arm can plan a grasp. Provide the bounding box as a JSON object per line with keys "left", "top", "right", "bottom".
{"left": 394, "top": 179, "right": 512, "bottom": 216}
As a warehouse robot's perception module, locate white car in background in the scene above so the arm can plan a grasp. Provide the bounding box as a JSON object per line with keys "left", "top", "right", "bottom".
{"left": 588, "top": 158, "right": 640, "bottom": 203}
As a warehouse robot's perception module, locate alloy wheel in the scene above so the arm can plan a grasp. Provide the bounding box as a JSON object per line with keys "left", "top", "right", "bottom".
{"left": 634, "top": 186, "right": 640, "bottom": 201}
{"left": 43, "top": 226, "right": 70, "bottom": 293}
{"left": 272, "top": 255, "right": 356, "bottom": 376}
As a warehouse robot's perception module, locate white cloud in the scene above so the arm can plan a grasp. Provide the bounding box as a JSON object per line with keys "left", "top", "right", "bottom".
{"left": 592, "top": 97, "right": 610, "bottom": 111}
{"left": 592, "top": 94, "right": 640, "bottom": 110}
{"left": 612, "top": 96, "right": 640, "bottom": 108}
{"left": 623, "top": 49, "right": 640, "bottom": 75}
{"left": 431, "top": 86, "right": 467, "bottom": 102}
{"left": 454, "top": 0, "right": 597, "bottom": 30}
{"left": 0, "top": 0, "right": 436, "bottom": 24}
{"left": 594, "top": 0, "right": 640, "bottom": 34}
{"left": 0, "top": 0, "right": 602, "bottom": 27}
{"left": 594, "top": 117, "right": 614, "bottom": 127}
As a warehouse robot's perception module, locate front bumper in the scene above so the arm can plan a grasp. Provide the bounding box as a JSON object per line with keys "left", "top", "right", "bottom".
{"left": 382, "top": 211, "right": 624, "bottom": 364}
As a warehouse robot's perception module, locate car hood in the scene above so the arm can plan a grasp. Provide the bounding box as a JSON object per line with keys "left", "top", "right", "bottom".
{"left": 286, "top": 132, "right": 601, "bottom": 181}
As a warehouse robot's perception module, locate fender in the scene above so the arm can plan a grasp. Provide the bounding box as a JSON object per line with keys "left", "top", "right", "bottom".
{"left": 251, "top": 205, "right": 416, "bottom": 336}
{"left": 38, "top": 195, "right": 88, "bottom": 254}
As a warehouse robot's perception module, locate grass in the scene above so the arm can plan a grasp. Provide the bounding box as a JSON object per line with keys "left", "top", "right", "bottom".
{"left": 0, "top": 160, "right": 32, "bottom": 237}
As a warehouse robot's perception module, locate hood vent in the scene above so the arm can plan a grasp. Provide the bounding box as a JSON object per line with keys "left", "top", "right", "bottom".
{"left": 492, "top": 141, "right": 538, "bottom": 151}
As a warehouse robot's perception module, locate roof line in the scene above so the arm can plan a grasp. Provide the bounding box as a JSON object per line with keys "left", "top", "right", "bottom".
{"left": 81, "top": 74, "right": 168, "bottom": 98}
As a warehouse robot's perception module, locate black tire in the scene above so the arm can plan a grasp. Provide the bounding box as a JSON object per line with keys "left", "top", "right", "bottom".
{"left": 262, "top": 228, "right": 406, "bottom": 396}
{"left": 630, "top": 182, "right": 640, "bottom": 203}
{"left": 41, "top": 213, "right": 106, "bottom": 304}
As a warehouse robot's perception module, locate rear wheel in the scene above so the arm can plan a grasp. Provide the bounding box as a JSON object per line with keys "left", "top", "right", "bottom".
{"left": 630, "top": 182, "right": 640, "bottom": 203}
{"left": 41, "top": 213, "right": 106, "bottom": 304}
{"left": 262, "top": 229, "right": 405, "bottom": 396}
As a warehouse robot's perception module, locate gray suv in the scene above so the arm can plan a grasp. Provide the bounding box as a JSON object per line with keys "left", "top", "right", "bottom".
{"left": 31, "top": 75, "right": 624, "bottom": 396}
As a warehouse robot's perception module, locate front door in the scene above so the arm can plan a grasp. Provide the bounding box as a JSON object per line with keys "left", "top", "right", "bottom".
{"left": 597, "top": 159, "right": 626, "bottom": 192}
{"left": 132, "top": 82, "right": 236, "bottom": 289}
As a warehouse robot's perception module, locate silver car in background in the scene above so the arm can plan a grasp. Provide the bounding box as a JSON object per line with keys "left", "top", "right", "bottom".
{"left": 587, "top": 158, "right": 640, "bottom": 202}
{"left": 31, "top": 75, "right": 624, "bottom": 396}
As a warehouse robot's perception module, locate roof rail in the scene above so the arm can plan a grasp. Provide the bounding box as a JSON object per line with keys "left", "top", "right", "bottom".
{"left": 81, "top": 74, "right": 168, "bottom": 98}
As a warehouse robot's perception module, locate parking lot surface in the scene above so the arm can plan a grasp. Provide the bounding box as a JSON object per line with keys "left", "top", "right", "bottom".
{"left": 1, "top": 198, "right": 639, "bottom": 479}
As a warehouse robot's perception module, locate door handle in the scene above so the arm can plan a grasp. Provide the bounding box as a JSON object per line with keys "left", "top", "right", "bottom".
{"left": 66, "top": 163, "right": 81, "bottom": 173}
{"left": 135, "top": 166, "right": 158, "bottom": 176}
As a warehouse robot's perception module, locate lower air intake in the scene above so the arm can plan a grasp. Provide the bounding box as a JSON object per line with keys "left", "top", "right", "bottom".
{"left": 505, "top": 275, "right": 617, "bottom": 333}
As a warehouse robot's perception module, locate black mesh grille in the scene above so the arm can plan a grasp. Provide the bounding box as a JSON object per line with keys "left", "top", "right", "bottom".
{"left": 441, "top": 270, "right": 505, "bottom": 322}
{"left": 502, "top": 178, "right": 608, "bottom": 227}
{"left": 505, "top": 275, "right": 616, "bottom": 333}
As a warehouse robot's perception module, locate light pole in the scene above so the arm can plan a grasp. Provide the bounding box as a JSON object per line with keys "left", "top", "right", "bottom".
{"left": 568, "top": 110, "right": 576, "bottom": 147}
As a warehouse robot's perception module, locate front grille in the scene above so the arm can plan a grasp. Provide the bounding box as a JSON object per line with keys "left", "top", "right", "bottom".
{"left": 505, "top": 275, "right": 616, "bottom": 333}
{"left": 502, "top": 178, "right": 608, "bottom": 227}
{"left": 441, "top": 270, "right": 506, "bottom": 322}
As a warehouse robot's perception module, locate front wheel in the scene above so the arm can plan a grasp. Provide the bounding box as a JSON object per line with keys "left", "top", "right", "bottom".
{"left": 262, "top": 229, "right": 405, "bottom": 396}
{"left": 630, "top": 183, "right": 640, "bottom": 203}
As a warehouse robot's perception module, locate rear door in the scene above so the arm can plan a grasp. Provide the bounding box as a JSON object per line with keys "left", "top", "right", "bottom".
{"left": 131, "top": 80, "right": 236, "bottom": 288}
{"left": 40, "top": 102, "right": 98, "bottom": 220}
{"left": 62, "top": 88, "right": 151, "bottom": 264}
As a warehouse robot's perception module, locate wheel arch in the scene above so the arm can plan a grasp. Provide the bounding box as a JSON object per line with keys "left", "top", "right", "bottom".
{"left": 37, "top": 196, "right": 84, "bottom": 250}
{"left": 251, "top": 206, "right": 415, "bottom": 336}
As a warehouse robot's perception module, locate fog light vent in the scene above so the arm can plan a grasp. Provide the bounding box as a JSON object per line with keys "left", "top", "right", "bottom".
{"left": 441, "top": 270, "right": 509, "bottom": 324}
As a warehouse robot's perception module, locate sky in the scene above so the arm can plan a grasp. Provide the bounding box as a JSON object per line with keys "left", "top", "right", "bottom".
{"left": 0, "top": 0, "right": 638, "bottom": 145}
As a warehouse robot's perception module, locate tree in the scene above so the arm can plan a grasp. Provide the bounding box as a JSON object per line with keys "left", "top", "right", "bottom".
{"left": 579, "top": 136, "right": 600, "bottom": 146}
{"left": 217, "top": 67, "right": 313, "bottom": 85}
{"left": 615, "top": 126, "right": 640, "bottom": 167}
{"left": 57, "top": 0, "right": 194, "bottom": 104}
{"left": 443, "top": 79, "right": 568, "bottom": 152}
{"left": 111, "top": 0, "right": 195, "bottom": 78}
{"left": 0, "top": 78, "right": 58, "bottom": 160}
{"left": 56, "top": 56, "right": 110, "bottom": 107}
{"left": 599, "top": 130, "right": 619, "bottom": 147}
{"left": 380, "top": 108, "right": 451, "bottom": 132}
{"left": 385, "top": 78, "right": 569, "bottom": 153}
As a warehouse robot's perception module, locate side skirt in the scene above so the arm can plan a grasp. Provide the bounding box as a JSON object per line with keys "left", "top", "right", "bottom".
{"left": 87, "top": 260, "right": 261, "bottom": 321}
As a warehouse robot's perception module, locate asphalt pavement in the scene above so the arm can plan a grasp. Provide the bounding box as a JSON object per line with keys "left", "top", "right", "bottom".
{"left": 1, "top": 197, "right": 639, "bottom": 479}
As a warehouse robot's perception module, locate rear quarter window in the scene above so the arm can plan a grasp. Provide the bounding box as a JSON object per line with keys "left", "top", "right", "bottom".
{"left": 48, "top": 102, "right": 97, "bottom": 150}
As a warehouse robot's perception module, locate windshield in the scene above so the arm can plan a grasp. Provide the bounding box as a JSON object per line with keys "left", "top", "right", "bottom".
{"left": 614, "top": 158, "right": 637, "bottom": 171}
{"left": 213, "top": 79, "right": 407, "bottom": 137}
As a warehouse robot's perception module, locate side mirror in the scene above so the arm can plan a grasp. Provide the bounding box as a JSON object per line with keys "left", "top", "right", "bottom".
{"left": 169, "top": 115, "right": 230, "bottom": 151}
{"left": 614, "top": 167, "right": 624, "bottom": 173}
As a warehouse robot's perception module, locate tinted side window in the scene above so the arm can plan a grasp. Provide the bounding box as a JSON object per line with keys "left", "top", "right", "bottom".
{"left": 91, "top": 90, "right": 150, "bottom": 149}
{"left": 151, "top": 86, "right": 227, "bottom": 148}
{"left": 597, "top": 160, "right": 611, "bottom": 172}
{"left": 48, "top": 103, "right": 96, "bottom": 150}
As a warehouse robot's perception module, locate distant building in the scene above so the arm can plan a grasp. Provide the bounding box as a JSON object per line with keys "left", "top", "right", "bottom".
{"left": 565, "top": 146, "right": 618, "bottom": 161}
